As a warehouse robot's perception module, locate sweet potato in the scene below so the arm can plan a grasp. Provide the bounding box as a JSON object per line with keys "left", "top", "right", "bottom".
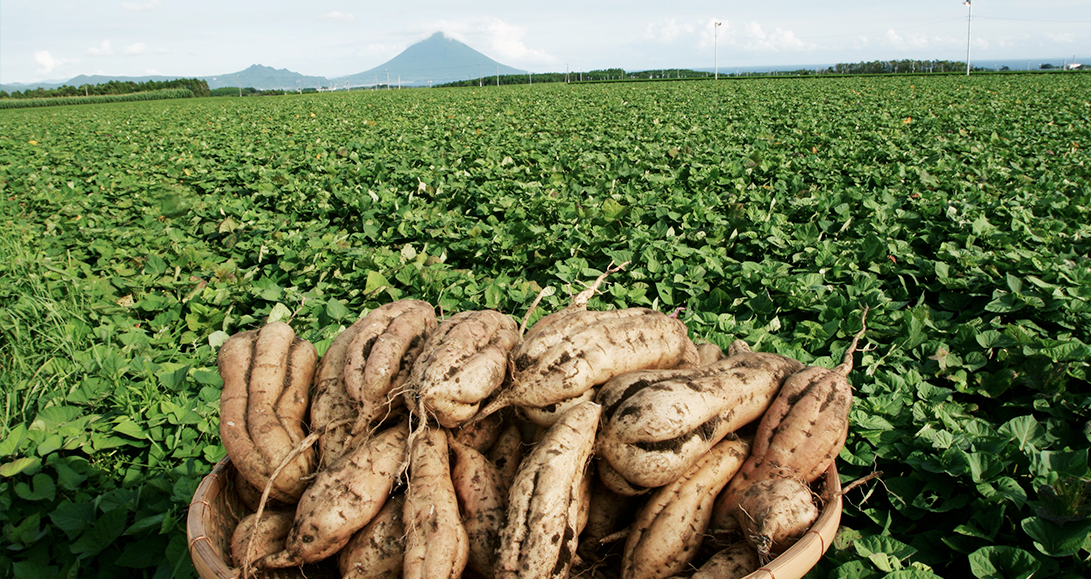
{"left": 482, "top": 308, "right": 694, "bottom": 418}
{"left": 495, "top": 401, "right": 601, "bottom": 579}
{"left": 451, "top": 437, "right": 509, "bottom": 579}
{"left": 218, "top": 322, "right": 318, "bottom": 503}
{"left": 344, "top": 299, "right": 437, "bottom": 433}
{"left": 578, "top": 474, "right": 641, "bottom": 559}
{"left": 695, "top": 342, "right": 726, "bottom": 366}
{"left": 403, "top": 426, "right": 470, "bottom": 579}
{"left": 687, "top": 542, "right": 760, "bottom": 579}
{"left": 711, "top": 318, "right": 865, "bottom": 528}
{"left": 311, "top": 318, "right": 366, "bottom": 466}
{"left": 518, "top": 387, "right": 596, "bottom": 428}
{"left": 261, "top": 422, "right": 409, "bottom": 568}
{"left": 735, "top": 475, "right": 819, "bottom": 560}
{"left": 488, "top": 422, "right": 526, "bottom": 488}
{"left": 621, "top": 435, "right": 751, "bottom": 579}
{"left": 596, "top": 350, "right": 803, "bottom": 489}
{"left": 338, "top": 493, "right": 406, "bottom": 579}
{"left": 406, "top": 310, "right": 519, "bottom": 428}
{"left": 230, "top": 510, "right": 294, "bottom": 570}
{"left": 451, "top": 407, "right": 505, "bottom": 453}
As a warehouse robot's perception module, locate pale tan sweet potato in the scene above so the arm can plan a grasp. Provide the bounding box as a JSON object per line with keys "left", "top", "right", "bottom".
{"left": 734, "top": 475, "right": 819, "bottom": 560}
{"left": 621, "top": 436, "right": 751, "bottom": 579}
{"left": 495, "top": 401, "right": 601, "bottom": 579}
{"left": 218, "top": 322, "right": 318, "bottom": 503}
{"left": 230, "top": 510, "right": 294, "bottom": 570}
{"left": 451, "top": 407, "right": 505, "bottom": 453}
{"left": 403, "top": 426, "right": 470, "bottom": 579}
{"left": 261, "top": 422, "right": 409, "bottom": 568}
{"left": 488, "top": 422, "right": 526, "bottom": 488}
{"left": 451, "top": 437, "right": 509, "bottom": 579}
{"left": 338, "top": 493, "right": 406, "bottom": 579}
{"left": 695, "top": 342, "right": 726, "bottom": 366}
{"left": 688, "top": 542, "right": 760, "bottom": 579}
{"left": 406, "top": 310, "right": 520, "bottom": 428}
{"left": 482, "top": 308, "right": 694, "bottom": 418}
{"left": 344, "top": 299, "right": 437, "bottom": 433}
{"left": 711, "top": 319, "right": 865, "bottom": 529}
{"left": 596, "top": 350, "right": 803, "bottom": 490}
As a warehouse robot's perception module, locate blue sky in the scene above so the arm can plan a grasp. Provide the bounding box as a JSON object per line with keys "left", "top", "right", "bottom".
{"left": 2, "top": 0, "right": 1089, "bottom": 83}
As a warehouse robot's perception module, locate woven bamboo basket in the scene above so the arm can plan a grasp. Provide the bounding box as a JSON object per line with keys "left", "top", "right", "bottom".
{"left": 187, "top": 457, "right": 842, "bottom": 579}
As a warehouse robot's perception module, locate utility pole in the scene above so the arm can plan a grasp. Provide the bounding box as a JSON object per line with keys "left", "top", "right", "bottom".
{"left": 714, "top": 21, "right": 722, "bottom": 80}
{"left": 964, "top": 1, "right": 972, "bottom": 75}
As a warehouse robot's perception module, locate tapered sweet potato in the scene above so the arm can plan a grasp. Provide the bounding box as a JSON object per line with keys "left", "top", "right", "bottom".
{"left": 451, "top": 437, "right": 509, "bottom": 579}
{"left": 230, "top": 510, "right": 294, "bottom": 570}
{"left": 621, "top": 436, "right": 751, "bottom": 579}
{"left": 403, "top": 426, "right": 470, "bottom": 579}
{"left": 711, "top": 318, "right": 865, "bottom": 529}
{"left": 338, "top": 493, "right": 406, "bottom": 579}
{"left": 495, "top": 401, "right": 601, "bottom": 579}
{"left": 735, "top": 475, "right": 819, "bottom": 560}
{"left": 261, "top": 422, "right": 409, "bottom": 568}
{"left": 481, "top": 308, "right": 694, "bottom": 419}
{"left": 596, "top": 348, "right": 802, "bottom": 490}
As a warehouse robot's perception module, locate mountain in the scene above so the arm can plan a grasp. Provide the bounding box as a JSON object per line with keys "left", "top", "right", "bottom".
{"left": 336, "top": 32, "right": 525, "bottom": 87}
{"left": 203, "top": 64, "right": 329, "bottom": 90}
{"left": 2, "top": 34, "right": 524, "bottom": 94}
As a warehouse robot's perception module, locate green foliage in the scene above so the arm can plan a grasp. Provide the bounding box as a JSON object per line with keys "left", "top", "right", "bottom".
{"left": 0, "top": 89, "right": 195, "bottom": 109}
{"left": 1, "top": 74, "right": 1089, "bottom": 577}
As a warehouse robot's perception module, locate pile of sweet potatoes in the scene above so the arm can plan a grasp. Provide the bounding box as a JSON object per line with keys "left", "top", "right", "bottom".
{"left": 215, "top": 282, "right": 865, "bottom": 579}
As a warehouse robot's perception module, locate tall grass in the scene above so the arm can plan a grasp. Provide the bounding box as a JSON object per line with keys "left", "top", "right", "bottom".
{"left": 0, "top": 219, "right": 95, "bottom": 435}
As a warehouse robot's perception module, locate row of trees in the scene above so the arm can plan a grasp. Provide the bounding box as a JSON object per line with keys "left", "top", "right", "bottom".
{"left": 1, "top": 78, "right": 210, "bottom": 100}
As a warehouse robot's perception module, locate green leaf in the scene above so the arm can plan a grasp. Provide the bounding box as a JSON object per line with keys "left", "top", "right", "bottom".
{"left": 1021, "top": 516, "right": 1091, "bottom": 557}
{"left": 0, "top": 456, "right": 42, "bottom": 477}
{"left": 266, "top": 302, "right": 294, "bottom": 324}
{"left": 968, "top": 546, "right": 1041, "bottom": 579}
{"left": 0, "top": 423, "right": 29, "bottom": 456}
{"left": 114, "top": 535, "right": 169, "bottom": 568}
{"left": 14, "top": 472, "right": 56, "bottom": 501}
{"left": 113, "top": 418, "right": 148, "bottom": 440}
{"left": 69, "top": 508, "right": 128, "bottom": 557}
{"left": 364, "top": 270, "right": 391, "bottom": 295}
{"left": 998, "top": 415, "right": 1045, "bottom": 452}
{"left": 325, "top": 297, "right": 351, "bottom": 322}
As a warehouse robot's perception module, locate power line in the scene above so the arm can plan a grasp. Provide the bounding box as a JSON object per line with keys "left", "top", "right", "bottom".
{"left": 976, "top": 16, "right": 1091, "bottom": 24}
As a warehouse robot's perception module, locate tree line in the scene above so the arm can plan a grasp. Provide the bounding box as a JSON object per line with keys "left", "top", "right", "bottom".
{"left": 1, "top": 78, "right": 210, "bottom": 100}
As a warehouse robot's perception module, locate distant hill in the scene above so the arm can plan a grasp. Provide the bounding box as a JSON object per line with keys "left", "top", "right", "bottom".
{"left": 336, "top": 32, "right": 525, "bottom": 87}
{"left": 2, "top": 34, "right": 526, "bottom": 94}
{"left": 203, "top": 64, "right": 330, "bottom": 90}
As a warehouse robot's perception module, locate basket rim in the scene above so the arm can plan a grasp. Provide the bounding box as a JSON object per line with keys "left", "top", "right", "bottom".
{"left": 187, "top": 456, "right": 238, "bottom": 579}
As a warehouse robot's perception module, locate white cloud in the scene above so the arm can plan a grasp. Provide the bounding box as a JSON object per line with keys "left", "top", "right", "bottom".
{"left": 318, "top": 11, "right": 356, "bottom": 23}
{"left": 644, "top": 18, "right": 698, "bottom": 44}
{"left": 732, "top": 22, "right": 814, "bottom": 52}
{"left": 409, "top": 17, "right": 556, "bottom": 66}
{"left": 33, "top": 50, "right": 75, "bottom": 75}
{"left": 146, "top": 68, "right": 161, "bottom": 75}
{"left": 1048, "top": 32, "right": 1075, "bottom": 43}
{"left": 87, "top": 40, "right": 114, "bottom": 56}
{"left": 121, "top": 0, "right": 161, "bottom": 12}
{"left": 123, "top": 42, "right": 147, "bottom": 55}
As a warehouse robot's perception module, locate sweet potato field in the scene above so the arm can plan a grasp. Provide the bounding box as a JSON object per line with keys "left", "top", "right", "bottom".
{"left": 1, "top": 73, "right": 1089, "bottom": 579}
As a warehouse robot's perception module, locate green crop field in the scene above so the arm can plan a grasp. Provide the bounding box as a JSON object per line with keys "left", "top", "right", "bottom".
{"left": 1, "top": 73, "right": 1089, "bottom": 579}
